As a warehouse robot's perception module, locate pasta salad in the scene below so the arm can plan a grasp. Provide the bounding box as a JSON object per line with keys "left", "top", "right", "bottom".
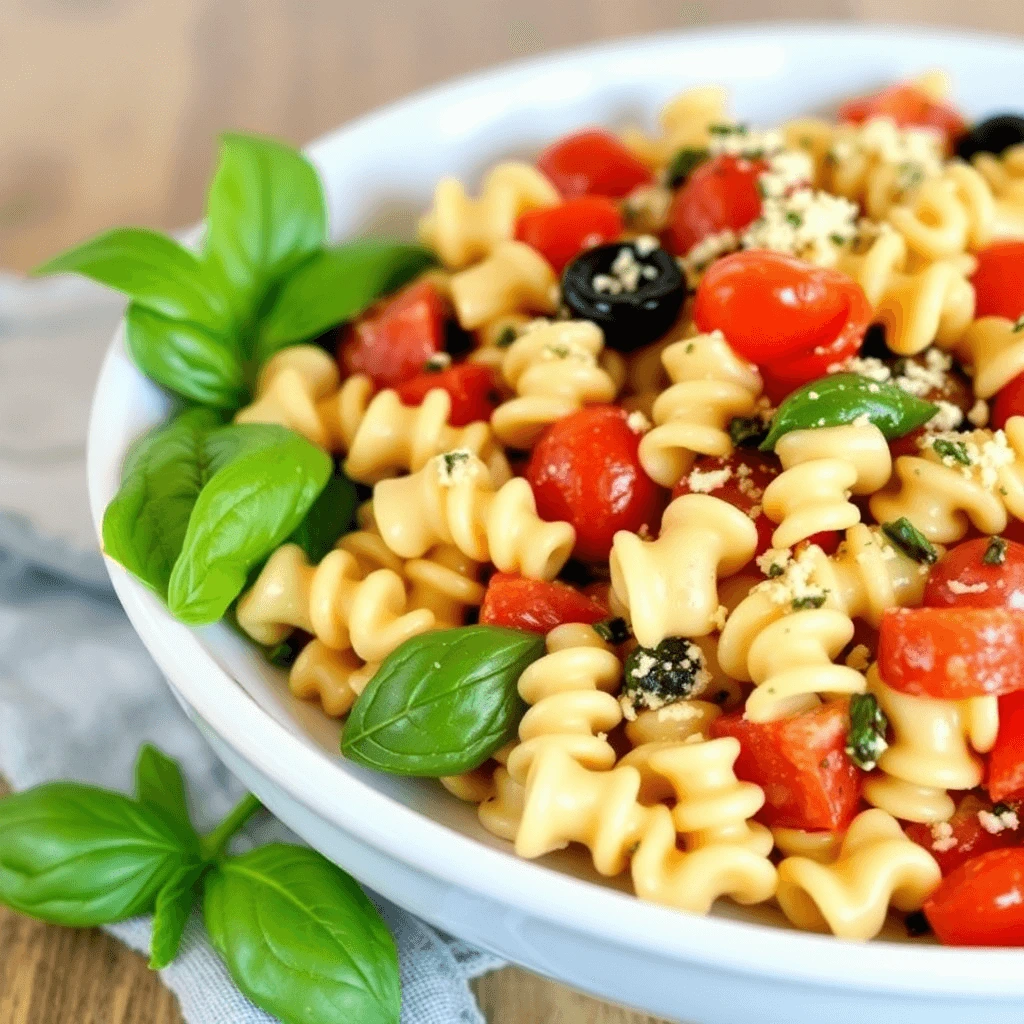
{"left": 55, "top": 72, "right": 1024, "bottom": 947}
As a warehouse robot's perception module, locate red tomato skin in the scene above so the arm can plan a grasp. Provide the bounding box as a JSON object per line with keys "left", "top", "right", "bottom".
{"left": 972, "top": 242, "right": 1024, "bottom": 321}
{"left": 988, "top": 692, "right": 1024, "bottom": 802}
{"left": 526, "top": 406, "right": 666, "bottom": 563}
{"left": 338, "top": 280, "right": 446, "bottom": 389}
{"left": 878, "top": 607, "right": 1024, "bottom": 699}
{"left": 906, "top": 793, "right": 1021, "bottom": 875}
{"left": 663, "top": 155, "right": 768, "bottom": 256}
{"left": 514, "top": 197, "right": 624, "bottom": 273}
{"left": 709, "top": 701, "right": 862, "bottom": 831}
{"left": 536, "top": 130, "right": 653, "bottom": 200}
{"left": 924, "top": 537, "right": 1024, "bottom": 610}
{"left": 993, "top": 372, "right": 1024, "bottom": 431}
{"left": 395, "top": 363, "right": 497, "bottom": 427}
{"left": 839, "top": 84, "right": 966, "bottom": 149}
{"left": 478, "top": 573, "right": 608, "bottom": 634}
{"left": 925, "top": 848, "right": 1024, "bottom": 945}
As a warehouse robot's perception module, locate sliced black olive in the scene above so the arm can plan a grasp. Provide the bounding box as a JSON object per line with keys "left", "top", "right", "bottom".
{"left": 622, "top": 637, "right": 711, "bottom": 713}
{"left": 561, "top": 240, "right": 684, "bottom": 352}
{"left": 956, "top": 114, "right": 1024, "bottom": 161}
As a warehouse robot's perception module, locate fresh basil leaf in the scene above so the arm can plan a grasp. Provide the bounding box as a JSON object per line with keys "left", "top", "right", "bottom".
{"left": 0, "top": 784, "right": 199, "bottom": 927}
{"left": 35, "top": 228, "right": 229, "bottom": 331}
{"left": 257, "top": 240, "right": 435, "bottom": 360}
{"left": 134, "top": 745, "right": 196, "bottom": 846}
{"left": 167, "top": 431, "right": 331, "bottom": 624}
{"left": 845, "top": 693, "right": 889, "bottom": 772}
{"left": 204, "top": 134, "right": 326, "bottom": 338}
{"left": 102, "top": 408, "right": 226, "bottom": 597}
{"left": 288, "top": 471, "right": 358, "bottom": 562}
{"left": 125, "top": 303, "right": 247, "bottom": 410}
{"left": 761, "top": 372, "right": 939, "bottom": 450}
{"left": 149, "top": 863, "right": 204, "bottom": 970}
{"left": 203, "top": 844, "right": 399, "bottom": 1024}
{"left": 341, "top": 626, "right": 542, "bottom": 776}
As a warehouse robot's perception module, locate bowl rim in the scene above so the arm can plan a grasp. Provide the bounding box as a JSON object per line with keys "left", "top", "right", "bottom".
{"left": 86, "top": 20, "right": 1024, "bottom": 995}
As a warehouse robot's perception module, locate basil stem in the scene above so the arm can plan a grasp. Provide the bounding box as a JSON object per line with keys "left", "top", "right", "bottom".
{"left": 882, "top": 517, "right": 938, "bottom": 565}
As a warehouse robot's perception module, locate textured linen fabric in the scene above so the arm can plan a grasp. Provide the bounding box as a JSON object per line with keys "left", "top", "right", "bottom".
{"left": 0, "top": 274, "right": 503, "bottom": 1023}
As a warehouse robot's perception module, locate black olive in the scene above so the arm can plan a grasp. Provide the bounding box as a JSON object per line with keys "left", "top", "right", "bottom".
{"left": 561, "top": 240, "right": 684, "bottom": 352}
{"left": 956, "top": 114, "right": 1024, "bottom": 161}
{"left": 622, "top": 637, "right": 710, "bottom": 713}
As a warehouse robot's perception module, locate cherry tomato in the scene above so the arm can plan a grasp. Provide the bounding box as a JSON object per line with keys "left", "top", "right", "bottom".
{"left": 906, "top": 793, "right": 1022, "bottom": 875}
{"left": 839, "top": 84, "right": 966, "bottom": 151}
{"left": 526, "top": 406, "right": 665, "bottom": 563}
{"left": 338, "top": 279, "right": 446, "bottom": 389}
{"left": 478, "top": 573, "right": 608, "bottom": 633}
{"left": 710, "top": 701, "right": 862, "bottom": 831}
{"left": 514, "top": 196, "right": 624, "bottom": 273}
{"left": 663, "top": 155, "right": 767, "bottom": 256}
{"left": 925, "top": 848, "right": 1024, "bottom": 945}
{"left": 993, "top": 372, "right": 1024, "bottom": 431}
{"left": 924, "top": 537, "right": 1024, "bottom": 610}
{"left": 972, "top": 241, "right": 1024, "bottom": 321}
{"left": 988, "top": 692, "right": 1024, "bottom": 802}
{"left": 536, "top": 129, "right": 653, "bottom": 200}
{"left": 878, "top": 607, "right": 1024, "bottom": 698}
{"left": 395, "top": 363, "right": 498, "bottom": 427}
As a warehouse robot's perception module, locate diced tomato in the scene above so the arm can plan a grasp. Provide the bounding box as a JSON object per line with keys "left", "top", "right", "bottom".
{"left": 972, "top": 242, "right": 1024, "bottom": 321}
{"left": 338, "top": 279, "right": 446, "bottom": 389}
{"left": 988, "top": 692, "right": 1024, "bottom": 802}
{"left": 693, "top": 250, "right": 872, "bottom": 401}
{"left": 526, "top": 406, "right": 665, "bottom": 563}
{"left": 478, "top": 573, "right": 608, "bottom": 634}
{"left": 536, "top": 130, "right": 653, "bottom": 200}
{"left": 925, "top": 848, "right": 1024, "bottom": 945}
{"left": 993, "top": 372, "right": 1024, "bottom": 431}
{"left": 906, "top": 793, "right": 1021, "bottom": 875}
{"left": 663, "top": 155, "right": 768, "bottom": 256}
{"left": 514, "top": 196, "right": 624, "bottom": 273}
{"left": 878, "top": 607, "right": 1024, "bottom": 698}
{"left": 709, "top": 701, "right": 862, "bottom": 831}
{"left": 839, "top": 84, "right": 966, "bottom": 151}
{"left": 924, "top": 537, "right": 1024, "bottom": 611}
{"left": 395, "top": 363, "right": 498, "bottom": 427}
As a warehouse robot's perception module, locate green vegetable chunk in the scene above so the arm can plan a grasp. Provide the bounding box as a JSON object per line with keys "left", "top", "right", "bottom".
{"left": 845, "top": 692, "right": 889, "bottom": 771}
{"left": 984, "top": 536, "right": 1008, "bottom": 566}
{"left": 882, "top": 517, "right": 938, "bottom": 565}
{"left": 623, "top": 637, "right": 711, "bottom": 713}
{"left": 760, "top": 373, "right": 938, "bottom": 451}
{"left": 665, "top": 147, "right": 709, "bottom": 188}
{"left": 341, "top": 626, "right": 543, "bottom": 776}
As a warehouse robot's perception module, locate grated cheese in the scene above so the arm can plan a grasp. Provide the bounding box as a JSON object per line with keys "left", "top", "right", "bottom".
{"left": 947, "top": 580, "right": 989, "bottom": 595}
{"left": 978, "top": 807, "right": 1020, "bottom": 834}
{"left": 686, "top": 466, "right": 733, "bottom": 493}
{"left": 930, "top": 821, "right": 957, "bottom": 853}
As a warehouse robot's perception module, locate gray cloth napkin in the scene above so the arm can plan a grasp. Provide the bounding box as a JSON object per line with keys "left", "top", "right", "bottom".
{"left": 0, "top": 274, "right": 504, "bottom": 1023}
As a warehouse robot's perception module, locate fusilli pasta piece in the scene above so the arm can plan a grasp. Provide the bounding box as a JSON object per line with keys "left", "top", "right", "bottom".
{"left": 771, "top": 827, "right": 842, "bottom": 864}
{"left": 288, "top": 640, "right": 377, "bottom": 718}
{"left": 973, "top": 143, "right": 1024, "bottom": 200}
{"left": 952, "top": 315, "right": 1024, "bottom": 399}
{"left": 620, "top": 85, "right": 732, "bottom": 168}
{"left": 404, "top": 545, "right": 484, "bottom": 627}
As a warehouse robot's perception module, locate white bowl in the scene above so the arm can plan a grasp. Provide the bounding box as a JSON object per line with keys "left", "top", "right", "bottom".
{"left": 87, "top": 23, "right": 1024, "bottom": 1024}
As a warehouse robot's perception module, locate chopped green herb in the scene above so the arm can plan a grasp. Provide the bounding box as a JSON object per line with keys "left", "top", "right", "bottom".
{"left": 708, "top": 123, "right": 748, "bottom": 136}
{"left": 882, "top": 517, "right": 938, "bottom": 565}
{"left": 767, "top": 563, "right": 785, "bottom": 579}
{"left": 905, "top": 910, "right": 931, "bottom": 937}
{"left": 685, "top": 342, "right": 695, "bottom": 354}
{"left": 785, "top": 210, "right": 803, "bottom": 228}
{"left": 984, "top": 536, "right": 1008, "bottom": 566}
{"left": 593, "top": 617, "right": 632, "bottom": 645}
{"left": 266, "top": 635, "right": 305, "bottom": 669}
{"left": 441, "top": 450, "right": 470, "bottom": 475}
{"left": 792, "top": 594, "right": 826, "bottom": 610}
{"left": 829, "top": 232, "right": 847, "bottom": 245}
{"left": 729, "top": 415, "right": 768, "bottom": 449}
{"left": 665, "top": 147, "right": 709, "bottom": 188}
{"left": 623, "top": 637, "right": 711, "bottom": 712}
{"left": 495, "top": 325, "right": 518, "bottom": 349}
{"left": 1013, "top": 315, "right": 1024, "bottom": 334}
{"left": 932, "top": 438, "right": 971, "bottom": 465}
{"left": 846, "top": 693, "right": 889, "bottom": 771}
{"left": 991, "top": 801, "right": 1015, "bottom": 817}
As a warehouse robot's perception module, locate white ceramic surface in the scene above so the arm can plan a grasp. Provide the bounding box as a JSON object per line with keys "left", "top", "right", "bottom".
{"left": 86, "top": 23, "right": 1024, "bottom": 1024}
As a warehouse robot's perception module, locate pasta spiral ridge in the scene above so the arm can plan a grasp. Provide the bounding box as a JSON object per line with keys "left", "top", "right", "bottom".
{"left": 776, "top": 808, "right": 941, "bottom": 940}
{"left": 620, "top": 85, "right": 731, "bottom": 168}
{"left": 288, "top": 641, "right": 378, "bottom": 718}
{"left": 953, "top": 315, "right": 1024, "bottom": 399}
{"left": 404, "top": 545, "right": 485, "bottom": 628}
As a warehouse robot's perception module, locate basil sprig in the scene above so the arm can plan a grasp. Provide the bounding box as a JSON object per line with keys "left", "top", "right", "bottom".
{"left": 761, "top": 372, "right": 938, "bottom": 451}
{"left": 36, "top": 134, "right": 433, "bottom": 409}
{"left": 0, "top": 745, "right": 399, "bottom": 1023}
{"left": 341, "top": 626, "right": 544, "bottom": 775}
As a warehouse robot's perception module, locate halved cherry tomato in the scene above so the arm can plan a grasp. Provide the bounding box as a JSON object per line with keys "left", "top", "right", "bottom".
{"left": 993, "top": 373, "right": 1024, "bottom": 431}
{"left": 925, "top": 848, "right": 1024, "bottom": 945}
{"left": 663, "top": 155, "right": 768, "bottom": 256}
{"left": 515, "top": 196, "right": 624, "bottom": 273}
{"left": 878, "top": 607, "right": 1024, "bottom": 698}
{"left": 906, "top": 793, "right": 1022, "bottom": 875}
{"left": 478, "top": 573, "right": 608, "bottom": 633}
{"left": 988, "top": 692, "right": 1024, "bottom": 803}
{"left": 536, "top": 130, "right": 653, "bottom": 200}
{"left": 526, "top": 406, "right": 665, "bottom": 563}
{"left": 972, "top": 241, "right": 1024, "bottom": 321}
{"left": 395, "top": 363, "right": 498, "bottom": 427}
{"left": 839, "top": 84, "right": 966, "bottom": 151}
{"left": 710, "top": 701, "right": 862, "bottom": 831}
{"left": 338, "top": 279, "right": 446, "bottom": 389}
{"left": 924, "top": 537, "right": 1024, "bottom": 610}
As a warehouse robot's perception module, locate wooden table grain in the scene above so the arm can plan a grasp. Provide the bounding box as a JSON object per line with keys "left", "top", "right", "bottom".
{"left": 1, "top": 1, "right": 1021, "bottom": 1021}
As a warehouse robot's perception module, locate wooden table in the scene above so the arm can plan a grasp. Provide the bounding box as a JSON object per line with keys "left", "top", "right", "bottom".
{"left": 1, "top": 1, "right": 1020, "bottom": 1021}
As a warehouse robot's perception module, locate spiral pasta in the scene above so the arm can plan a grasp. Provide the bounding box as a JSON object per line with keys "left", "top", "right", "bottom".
{"left": 620, "top": 85, "right": 731, "bottom": 168}
{"left": 418, "top": 161, "right": 560, "bottom": 269}
{"left": 776, "top": 808, "right": 941, "bottom": 940}
{"left": 610, "top": 494, "right": 759, "bottom": 647}
{"left": 373, "top": 450, "right": 575, "bottom": 580}
{"left": 490, "top": 321, "right": 619, "bottom": 447}
{"left": 973, "top": 143, "right": 1024, "bottom": 199}
{"left": 404, "top": 545, "right": 485, "bottom": 628}
{"left": 638, "top": 330, "right": 763, "bottom": 488}
{"left": 952, "top": 315, "right": 1024, "bottom": 399}
{"left": 288, "top": 640, "right": 377, "bottom": 718}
